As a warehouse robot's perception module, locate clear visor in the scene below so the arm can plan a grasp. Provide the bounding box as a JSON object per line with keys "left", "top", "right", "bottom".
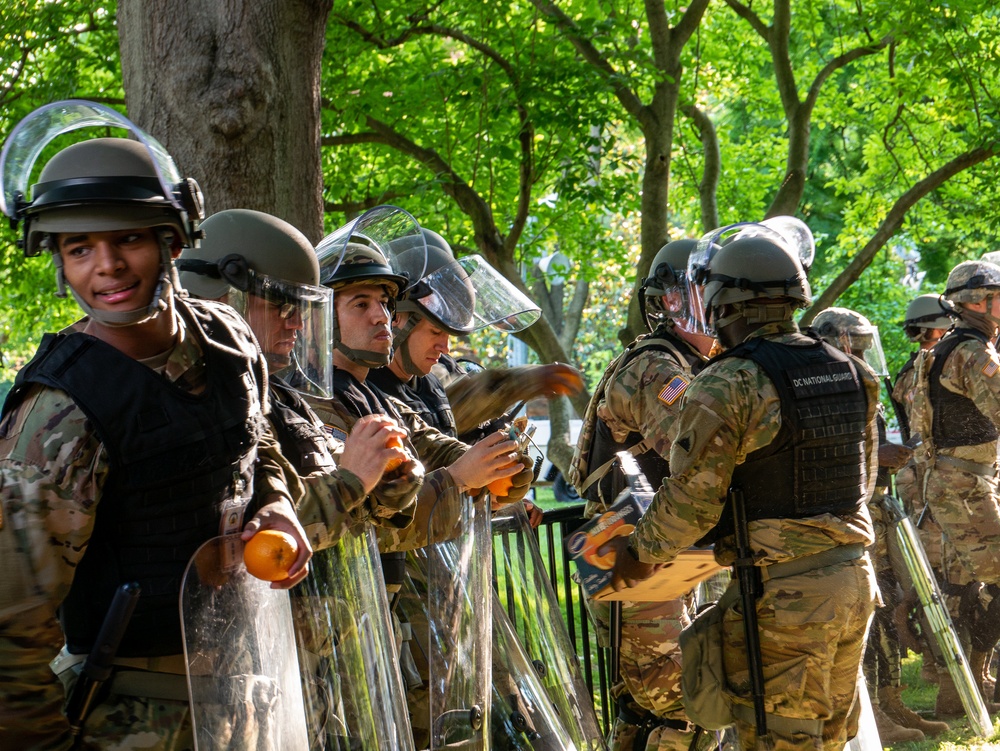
{"left": 418, "top": 255, "right": 540, "bottom": 334}
{"left": 229, "top": 272, "right": 334, "bottom": 398}
{"left": 0, "top": 99, "right": 185, "bottom": 219}
{"left": 838, "top": 328, "right": 888, "bottom": 377}
{"left": 316, "top": 205, "right": 425, "bottom": 290}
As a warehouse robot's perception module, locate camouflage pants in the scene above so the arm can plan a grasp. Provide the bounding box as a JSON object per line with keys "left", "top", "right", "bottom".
{"left": 722, "top": 555, "right": 877, "bottom": 751}
{"left": 78, "top": 696, "right": 194, "bottom": 751}
{"left": 923, "top": 464, "right": 1000, "bottom": 587}
{"left": 586, "top": 597, "right": 695, "bottom": 751}
{"left": 896, "top": 464, "right": 971, "bottom": 586}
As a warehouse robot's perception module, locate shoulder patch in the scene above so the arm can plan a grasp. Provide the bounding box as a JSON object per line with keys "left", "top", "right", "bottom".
{"left": 657, "top": 374, "right": 689, "bottom": 406}
{"left": 323, "top": 424, "right": 348, "bottom": 442}
{"left": 983, "top": 357, "right": 999, "bottom": 378}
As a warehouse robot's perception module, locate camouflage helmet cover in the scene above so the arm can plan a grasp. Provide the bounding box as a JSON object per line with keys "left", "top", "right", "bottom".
{"left": 321, "top": 240, "right": 408, "bottom": 297}
{"left": 812, "top": 306, "right": 874, "bottom": 341}
{"left": 945, "top": 260, "right": 1000, "bottom": 304}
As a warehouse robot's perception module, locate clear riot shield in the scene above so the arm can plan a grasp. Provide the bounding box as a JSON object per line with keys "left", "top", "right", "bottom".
{"left": 293, "top": 526, "right": 414, "bottom": 751}
{"left": 844, "top": 674, "right": 882, "bottom": 751}
{"left": 397, "top": 491, "right": 492, "bottom": 750}
{"left": 492, "top": 502, "right": 606, "bottom": 750}
{"left": 181, "top": 535, "right": 308, "bottom": 751}
{"left": 492, "top": 595, "right": 578, "bottom": 751}
{"left": 885, "top": 495, "right": 993, "bottom": 736}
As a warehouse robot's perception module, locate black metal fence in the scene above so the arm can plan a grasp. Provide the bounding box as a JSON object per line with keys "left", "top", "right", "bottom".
{"left": 492, "top": 502, "right": 614, "bottom": 737}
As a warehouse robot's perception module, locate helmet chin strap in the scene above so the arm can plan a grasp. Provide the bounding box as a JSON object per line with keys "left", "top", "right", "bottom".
{"left": 331, "top": 313, "right": 392, "bottom": 369}
{"left": 51, "top": 230, "right": 179, "bottom": 329}
{"left": 391, "top": 312, "right": 424, "bottom": 377}
{"left": 957, "top": 302, "right": 1000, "bottom": 338}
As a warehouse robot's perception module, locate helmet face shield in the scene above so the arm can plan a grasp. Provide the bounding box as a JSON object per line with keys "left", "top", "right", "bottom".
{"left": 839, "top": 328, "right": 888, "bottom": 377}
{"left": 0, "top": 100, "right": 201, "bottom": 251}
{"left": 229, "top": 271, "right": 335, "bottom": 398}
{"left": 316, "top": 205, "right": 425, "bottom": 291}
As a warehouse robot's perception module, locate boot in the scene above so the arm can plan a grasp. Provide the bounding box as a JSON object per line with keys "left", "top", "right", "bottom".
{"left": 969, "top": 649, "right": 996, "bottom": 700}
{"left": 880, "top": 685, "right": 950, "bottom": 737}
{"left": 873, "top": 704, "right": 924, "bottom": 744}
{"left": 934, "top": 671, "right": 966, "bottom": 719}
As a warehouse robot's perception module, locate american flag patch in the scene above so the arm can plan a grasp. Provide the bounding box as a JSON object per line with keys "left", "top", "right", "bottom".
{"left": 323, "top": 425, "right": 348, "bottom": 442}
{"left": 658, "top": 375, "right": 689, "bottom": 405}
{"left": 984, "top": 359, "right": 999, "bottom": 378}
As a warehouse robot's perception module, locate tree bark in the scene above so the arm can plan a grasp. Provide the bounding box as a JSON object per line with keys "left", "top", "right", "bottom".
{"left": 117, "top": 0, "right": 333, "bottom": 243}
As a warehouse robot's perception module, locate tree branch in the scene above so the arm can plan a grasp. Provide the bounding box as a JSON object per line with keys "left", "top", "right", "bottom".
{"left": 803, "top": 143, "right": 1000, "bottom": 322}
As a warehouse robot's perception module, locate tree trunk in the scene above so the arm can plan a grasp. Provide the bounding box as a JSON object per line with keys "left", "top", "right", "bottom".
{"left": 117, "top": 0, "right": 333, "bottom": 243}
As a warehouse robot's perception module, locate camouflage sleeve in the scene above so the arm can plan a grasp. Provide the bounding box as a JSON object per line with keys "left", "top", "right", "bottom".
{"left": 303, "top": 395, "right": 423, "bottom": 530}
{"left": 631, "top": 359, "right": 779, "bottom": 563}
{"left": 950, "top": 338, "right": 1000, "bottom": 426}
{"left": 599, "top": 349, "right": 690, "bottom": 460}
{"left": 296, "top": 464, "right": 367, "bottom": 551}
{"left": 376, "top": 468, "right": 466, "bottom": 551}
{"left": 891, "top": 367, "right": 917, "bottom": 427}
{"left": 254, "top": 420, "right": 306, "bottom": 509}
{"left": 0, "top": 385, "right": 108, "bottom": 749}
{"left": 392, "top": 397, "right": 469, "bottom": 471}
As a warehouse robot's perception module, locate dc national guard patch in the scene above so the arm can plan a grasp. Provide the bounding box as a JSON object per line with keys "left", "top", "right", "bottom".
{"left": 658, "top": 375, "right": 689, "bottom": 405}
{"left": 984, "top": 357, "right": 999, "bottom": 378}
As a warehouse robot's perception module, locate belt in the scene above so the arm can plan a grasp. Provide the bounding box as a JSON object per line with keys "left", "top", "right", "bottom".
{"left": 935, "top": 454, "right": 999, "bottom": 478}
{"left": 760, "top": 543, "right": 866, "bottom": 583}
{"left": 731, "top": 703, "right": 824, "bottom": 736}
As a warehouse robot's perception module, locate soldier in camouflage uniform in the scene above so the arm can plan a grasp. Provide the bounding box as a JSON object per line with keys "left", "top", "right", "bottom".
{"left": 569, "top": 239, "right": 716, "bottom": 751}
{"left": 612, "top": 229, "right": 879, "bottom": 751}
{"left": 909, "top": 259, "right": 1000, "bottom": 713}
{"left": 812, "top": 308, "right": 948, "bottom": 741}
{"left": 0, "top": 110, "right": 310, "bottom": 749}
{"left": 178, "top": 208, "right": 416, "bottom": 547}
{"left": 890, "top": 294, "right": 964, "bottom": 695}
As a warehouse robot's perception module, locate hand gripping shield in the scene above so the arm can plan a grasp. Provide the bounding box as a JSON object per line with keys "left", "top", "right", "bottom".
{"left": 181, "top": 535, "right": 309, "bottom": 750}
{"left": 395, "top": 489, "right": 492, "bottom": 749}
{"left": 493, "top": 501, "right": 606, "bottom": 750}
{"left": 293, "top": 526, "right": 414, "bottom": 750}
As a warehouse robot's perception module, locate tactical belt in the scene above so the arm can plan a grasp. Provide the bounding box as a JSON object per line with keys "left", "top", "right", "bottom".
{"left": 731, "top": 702, "right": 824, "bottom": 737}
{"left": 759, "top": 543, "right": 865, "bottom": 583}
{"left": 934, "top": 454, "right": 999, "bottom": 478}
{"left": 617, "top": 694, "right": 692, "bottom": 749}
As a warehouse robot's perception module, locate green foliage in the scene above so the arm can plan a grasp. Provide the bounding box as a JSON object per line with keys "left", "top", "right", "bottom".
{"left": 0, "top": 1, "right": 121, "bottom": 381}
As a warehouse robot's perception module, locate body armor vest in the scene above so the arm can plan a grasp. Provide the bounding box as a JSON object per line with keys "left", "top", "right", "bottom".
{"left": 7, "top": 300, "right": 265, "bottom": 657}
{"left": 928, "top": 329, "right": 998, "bottom": 448}
{"left": 333, "top": 369, "right": 411, "bottom": 586}
{"left": 578, "top": 326, "right": 703, "bottom": 510}
{"left": 269, "top": 377, "right": 338, "bottom": 475}
{"left": 368, "top": 367, "right": 457, "bottom": 438}
{"left": 704, "top": 335, "right": 868, "bottom": 543}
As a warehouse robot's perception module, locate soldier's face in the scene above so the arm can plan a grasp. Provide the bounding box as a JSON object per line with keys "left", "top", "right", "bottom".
{"left": 246, "top": 293, "right": 304, "bottom": 361}
{"left": 57, "top": 228, "right": 163, "bottom": 313}
{"left": 401, "top": 315, "right": 450, "bottom": 376}
{"left": 336, "top": 283, "right": 393, "bottom": 355}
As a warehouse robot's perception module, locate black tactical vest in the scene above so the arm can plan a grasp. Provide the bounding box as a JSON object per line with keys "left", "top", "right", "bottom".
{"left": 928, "top": 328, "right": 999, "bottom": 448}
{"left": 368, "top": 367, "right": 457, "bottom": 438}
{"left": 333, "top": 369, "right": 411, "bottom": 586}
{"left": 5, "top": 300, "right": 266, "bottom": 657}
{"left": 269, "top": 377, "right": 338, "bottom": 475}
{"left": 703, "top": 335, "right": 869, "bottom": 543}
{"left": 582, "top": 327, "right": 704, "bottom": 508}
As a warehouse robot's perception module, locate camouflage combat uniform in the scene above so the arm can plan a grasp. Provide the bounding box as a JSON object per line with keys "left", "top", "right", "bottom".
{"left": 631, "top": 321, "right": 879, "bottom": 751}
{"left": 909, "top": 320, "right": 1000, "bottom": 660}
{"left": 0, "top": 309, "right": 303, "bottom": 751}
{"left": 571, "top": 324, "right": 709, "bottom": 751}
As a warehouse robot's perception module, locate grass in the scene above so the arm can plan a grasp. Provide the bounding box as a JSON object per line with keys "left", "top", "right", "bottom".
{"left": 889, "top": 654, "right": 1000, "bottom": 750}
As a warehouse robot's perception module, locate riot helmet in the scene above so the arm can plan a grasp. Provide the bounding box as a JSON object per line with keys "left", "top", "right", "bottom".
{"left": 391, "top": 228, "right": 540, "bottom": 376}
{"left": 903, "top": 293, "right": 954, "bottom": 343}
{"left": 176, "top": 209, "right": 334, "bottom": 397}
{"left": 812, "top": 306, "right": 888, "bottom": 376}
{"left": 686, "top": 216, "right": 814, "bottom": 336}
{"left": 640, "top": 238, "right": 697, "bottom": 331}
{"left": 0, "top": 100, "right": 204, "bottom": 328}
{"left": 699, "top": 234, "right": 811, "bottom": 338}
{"left": 317, "top": 206, "right": 418, "bottom": 369}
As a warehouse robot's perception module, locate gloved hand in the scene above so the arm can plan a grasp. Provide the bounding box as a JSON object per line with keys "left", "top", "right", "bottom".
{"left": 490, "top": 454, "right": 535, "bottom": 509}
{"left": 525, "top": 363, "right": 584, "bottom": 399}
